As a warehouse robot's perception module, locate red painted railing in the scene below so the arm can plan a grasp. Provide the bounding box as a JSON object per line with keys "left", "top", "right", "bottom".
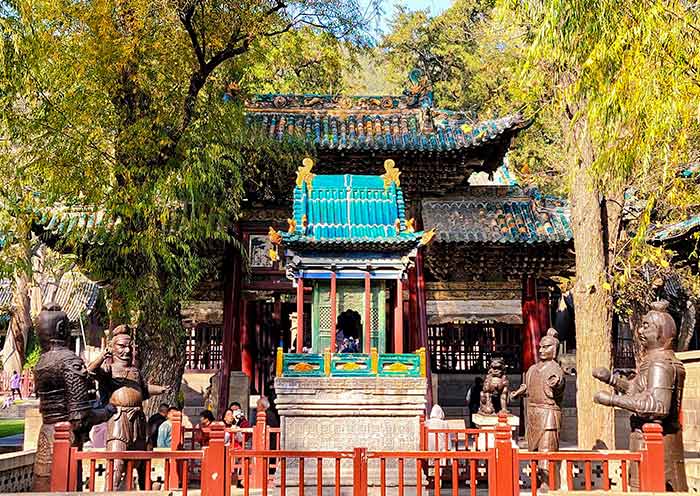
{"left": 50, "top": 421, "right": 229, "bottom": 496}
{"left": 50, "top": 412, "right": 667, "bottom": 495}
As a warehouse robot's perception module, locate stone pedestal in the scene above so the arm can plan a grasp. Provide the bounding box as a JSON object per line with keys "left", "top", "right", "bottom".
{"left": 472, "top": 413, "right": 519, "bottom": 449}
{"left": 23, "top": 408, "right": 41, "bottom": 451}
{"left": 274, "top": 376, "right": 427, "bottom": 489}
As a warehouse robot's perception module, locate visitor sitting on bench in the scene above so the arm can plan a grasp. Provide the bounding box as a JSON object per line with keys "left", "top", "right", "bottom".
{"left": 156, "top": 406, "right": 180, "bottom": 448}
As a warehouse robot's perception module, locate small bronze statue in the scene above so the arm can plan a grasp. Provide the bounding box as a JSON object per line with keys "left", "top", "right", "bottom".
{"left": 32, "top": 304, "right": 116, "bottom": 492}
{"left": 89, "top": 325, "right": 170, "bottom": 489}
{"left": 593, "top": 301, "right": 687, "bottom": 491}
{"left": 478, "top": 357, "right": 510, "bottom": 415}
{"left": 510, "top": 328, "right": 565, "bottom": 452}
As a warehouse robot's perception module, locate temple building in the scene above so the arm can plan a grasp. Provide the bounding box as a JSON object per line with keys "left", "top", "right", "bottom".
{"left": 181, "top": 76, "right": 576, "bottom": 414}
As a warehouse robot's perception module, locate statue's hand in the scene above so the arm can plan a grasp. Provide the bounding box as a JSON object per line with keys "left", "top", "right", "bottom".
{"left": 546, "top": 374, "right": 560, "bottom": 388}
{"left": 592, "top": 367, "right": 612, "bottom": 384}
{"left": 509, "top": 384, "right": 526, "bottom": 401}
{"left": 593, "top": 391, "right": 613, "bottom": 406}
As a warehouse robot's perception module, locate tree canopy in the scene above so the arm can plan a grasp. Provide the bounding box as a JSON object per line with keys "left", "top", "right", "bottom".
{"left": 0, "top": 0, "right": 377, "bottom": 404}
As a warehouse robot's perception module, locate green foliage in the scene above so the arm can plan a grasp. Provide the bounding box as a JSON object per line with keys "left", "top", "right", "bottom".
{"left": 235, "top": 28, "right": 355, "bottom": 94}
{"left": 0, "top": 1, "right": 375, "bottom": 382}
{"left": 23, "top": 330, "right": 39, "bottom": 370}
{"left": 0, "top": 419, "right": 24, "bottom": 438}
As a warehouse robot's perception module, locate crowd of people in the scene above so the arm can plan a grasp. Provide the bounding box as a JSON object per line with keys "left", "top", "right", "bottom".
{"left": 142, "top": 398, "right": 274, "bottom": 451}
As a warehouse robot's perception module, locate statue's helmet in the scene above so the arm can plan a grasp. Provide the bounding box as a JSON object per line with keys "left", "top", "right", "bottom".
{"left": 539, "top": 328, "right": 560, "bottom": 350}
{"left": 37, "top": 303, "right": 70, "bottom": 350}
{"left": 642, "top": 300, "right": 677, "bottom": 350}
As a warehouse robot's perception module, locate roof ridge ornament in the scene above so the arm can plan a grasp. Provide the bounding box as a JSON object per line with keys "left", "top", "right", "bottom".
{"left": 381, "top": 159, "right": 401, "bottom": 190}
{"left": 296, "top": 157, "right": 315, "bottom": 192}
{"left": 420, "top": 228, "right": 437, "bottom": 246}
{"left": 406, "top": 218, "right": 416, "bottom": 233}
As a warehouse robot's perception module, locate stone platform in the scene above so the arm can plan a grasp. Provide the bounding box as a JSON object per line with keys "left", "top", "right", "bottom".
{"left": 274, "top": 376, "right": 427, "bottom": 487}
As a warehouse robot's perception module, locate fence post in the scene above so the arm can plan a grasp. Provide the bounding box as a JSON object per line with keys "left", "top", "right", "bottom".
{"left": 353, "top": 447, "right": 367, "bottom": 496}
{"left": 252, "top": 409, "right": 267, "bottom": 489}
{"left": 202, "top": 422, "right": 227, "bottom": 496}
{"left": 171, "top": 411, "right": 183, "bottom": 450}
{"left": 50, "top": 422, "right": 73, "bottom": 492}
{"left": 492, "top": 412, "right": 517, "bottom": 496}
{"left": 168, "top": 411, "right": 182, "bottom": 489}
{"left": 419, "top": 414, "right": 426, "bottom": 451}
{"left": 640, "top": 423, "right": 665, "bottom": 492}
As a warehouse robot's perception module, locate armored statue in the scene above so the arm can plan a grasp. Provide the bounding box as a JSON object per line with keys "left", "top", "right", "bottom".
{"left": 478, "top": 357, "right": 510, "bottom": 415}
{"left": 89, "top": 325, "right": 170, "bottom": 488}
{"left": 511, "top": 328, "right": 565, "bottom": 452}
{"left": 32, "top": 304, "right": 116, "bottom": 491}
{"left": 593, "top": 301, "right": 687, "bottom": 491}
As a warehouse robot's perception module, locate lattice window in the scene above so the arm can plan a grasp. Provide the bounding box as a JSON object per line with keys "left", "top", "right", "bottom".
{"left": 185, "top": 325, "right": 223, "bottom": 370}
{"left": 370, "top": 307, "right": 380, "bottom": 331}
{"left": 427, "top": 322, "right": 522, "bottom": 374}
{"left": 318, "top": 306, "right": 332, "bottom": 330}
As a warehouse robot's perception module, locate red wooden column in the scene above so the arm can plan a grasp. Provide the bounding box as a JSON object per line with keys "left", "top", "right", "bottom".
{"left": 296, "top": 278, "right": 304, "bottom": 353}
{"left": 522, "top": 276, "right": 541, "bottom": 371}
{"left": 364, "top": 272, "right": 371, "bottom": 353}
{"left": 240, "top": 300, "right": 253, "bottom": 380}
{"left": 330, "top": 271, "right": 337, "bottom": 351}
{"left": 537, "top": 287, "right": 551, "bottom": 335}
{"left": 219, "top": 239, "right": 242, "bottom": 410}
{"left": 414, "top": 250, "right": 433, "bottom": 409}
{"left": 394, "top": 278, "right": 404, "bottom": 353}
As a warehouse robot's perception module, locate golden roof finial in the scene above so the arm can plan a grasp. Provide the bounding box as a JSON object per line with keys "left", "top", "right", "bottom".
{"left": 406, "top": 218, "right": 416, "bottom": 233}
{"left": 268, "top": 247, "right": 279, "bottom": 262}
{"left": 268, "top": 226, "right": 282, "bottom": 245}
{"left": 287, "top": 218, "right": 297, "bottom": 233}
{"left": 296, "top": 157, "right": 315, "bottom": 191}
{"left": 381, "top": 159, "right": 401, "bottom": 190}
{"left": 419, "top": 228, "right": 437, "bottom": 246}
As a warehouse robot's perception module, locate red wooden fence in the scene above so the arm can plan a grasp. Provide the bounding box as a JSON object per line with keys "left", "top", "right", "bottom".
{"left": 50, "top": 412, "right": 667, "bottom": 495}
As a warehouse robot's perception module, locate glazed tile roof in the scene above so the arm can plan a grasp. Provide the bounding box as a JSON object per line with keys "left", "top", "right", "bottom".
{"left": 0, "top": 273, "right": 100, "bottom": 324}
{"left": 34, "top": 205, "right": 121, "bottom": 244}
{"left": 649, "top": 215, "right": 700, "bottom": 243}
{"left": 279, "top": 161, "right": 425, "bottom": 252}
{"left": 422, "top": 187, "right": 573, "bottom": 245}
{"left": 244, "top": 93, "right": 526, "bottom": 153}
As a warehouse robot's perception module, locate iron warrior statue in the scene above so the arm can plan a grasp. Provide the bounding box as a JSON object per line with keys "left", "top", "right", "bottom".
{"left": 478, "top": 357, "right": 510, "bottom": 415}
{"left": 32, "top": 303, "right": 116, "bottom": 492}
{"left": 593, "top": 300, "right": 687, "bottom": 491}
{"left": 89, "top": 324, "right": 170, "bottom": 488}
{"left": 511, "top": 328, "right": 566, "bottom": 452}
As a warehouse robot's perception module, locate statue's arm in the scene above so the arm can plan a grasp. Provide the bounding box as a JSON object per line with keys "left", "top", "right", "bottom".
{"left": 593, "top": 367, "right": 631, "bottom": 393}
{"left": 64, "top": 360, "right": 115, "bottom": 429}
{"left": 510, "top": 383, "right": 527, "bottom": 400}
{"left": 87, "top": 348, "right": 111, "bottom": 378}
{"left": 147, "top": 384, "right": 170, "bottom": 396}
{"left": 595, "top": 363, "right": 673, "bottom": 419}
{"left": 613, "top": 362, "right": 673, "bottom": 418}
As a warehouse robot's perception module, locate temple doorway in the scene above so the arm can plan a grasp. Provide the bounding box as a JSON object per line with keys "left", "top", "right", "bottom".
{"left": 336, "top": 309, "right": 362, "bottom": 352}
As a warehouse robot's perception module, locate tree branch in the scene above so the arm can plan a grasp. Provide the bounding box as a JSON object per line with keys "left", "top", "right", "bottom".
{"left": 180, "top": 4, "right": 206, "bottom": 70}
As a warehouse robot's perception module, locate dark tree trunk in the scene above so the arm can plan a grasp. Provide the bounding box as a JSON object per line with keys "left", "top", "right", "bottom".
{"left": 136, "top": 297, "right": 187, "bottom": 417}
{"left": 2, "top": 273, "right": 32, "bottom": 381}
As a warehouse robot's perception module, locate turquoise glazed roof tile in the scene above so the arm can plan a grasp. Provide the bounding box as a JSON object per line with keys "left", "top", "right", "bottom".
{"left": 421, "top": 187, "right": 573, "bottom": 245}
{"left": 279, "top": 160, "right": 425, "bottom": 252}
{"left": 243, "top": 93, "right": 526, "bottom": 153}
{"left": 649, "top": 215, "right": 700, "bottom": 243}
